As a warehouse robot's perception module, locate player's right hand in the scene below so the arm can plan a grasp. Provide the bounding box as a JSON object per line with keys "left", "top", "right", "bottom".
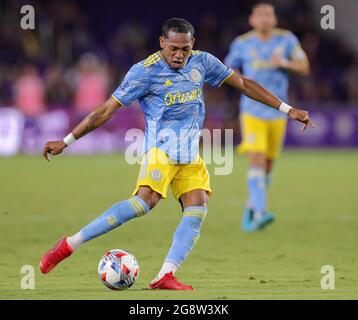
{"left": 42, "top": 140, "right": 66, "bottom": 161}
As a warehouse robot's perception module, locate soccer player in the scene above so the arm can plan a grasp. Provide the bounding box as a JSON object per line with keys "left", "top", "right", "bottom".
{"left": 224, "top": 3, "right": 310, "bottom": 232}
{"left": 39, "top": 18, "right": 313, "bottom": 290}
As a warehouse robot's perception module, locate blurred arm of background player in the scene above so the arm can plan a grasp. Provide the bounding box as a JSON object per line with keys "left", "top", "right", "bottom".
{"left": 42, "top": 97, "right": 121, "bottom": 160}
{"left": 224, "top": 71, "right": 315, "bottom": 130}
{"left": 270, "top": 48, "right": 310, "bottom": 76}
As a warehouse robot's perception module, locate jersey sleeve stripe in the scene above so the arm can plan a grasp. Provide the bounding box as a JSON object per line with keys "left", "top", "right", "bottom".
{"left": 144, "top": 54, "right": 159, "bottom": 64}
{"left": 143, "top": 52, "right": 161, "bottom": 67}
{"left": 189, "top": 50, "right": 201, "bottom": 56}
{"left": 144, "top": 58, "right": 161, "bottom": 67}
{"left": 291, "top": 45, "right": 307, "bottom": 60}
{"left": 111, "top": 95, "right": 126, "bottom": 106}
{"left": 218, "top": 70, "right": 234, "bottom": 87}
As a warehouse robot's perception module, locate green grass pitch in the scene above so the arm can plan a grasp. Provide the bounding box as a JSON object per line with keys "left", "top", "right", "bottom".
{"left": 1, "top": 150, "right": 357, "bottom": 300}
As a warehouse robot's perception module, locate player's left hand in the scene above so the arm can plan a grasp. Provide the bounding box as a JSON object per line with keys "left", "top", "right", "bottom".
{"left": 288, "top": 108, "right": 316, "bottom": 132}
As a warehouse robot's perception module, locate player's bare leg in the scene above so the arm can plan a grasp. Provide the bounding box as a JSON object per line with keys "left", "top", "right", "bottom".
{"left": 39, "top": 186, "right": 159, "bottom": 274}
{"left": 149, "top": 189, "right": 208, "bottom": 290}
{"left": 266, "top": 158, "right": 274, "bottom": 175}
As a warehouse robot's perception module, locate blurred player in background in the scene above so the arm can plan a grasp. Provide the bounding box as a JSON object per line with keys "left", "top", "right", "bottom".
{"left": 225, "top": 2, "right": 310, "bottom": 232}
{"left": 39, "top": 18, "right": 313, "bottom": 290}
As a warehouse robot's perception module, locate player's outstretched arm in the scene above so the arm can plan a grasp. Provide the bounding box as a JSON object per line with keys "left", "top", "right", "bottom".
{"left": 224, "top": 71, "right": 315, "bottom": 131}
{"left": 271, "top": 53, "right": 310, "bottom": 76}
{"left": 42, "top": 97, "right": 121, "bottom": 161}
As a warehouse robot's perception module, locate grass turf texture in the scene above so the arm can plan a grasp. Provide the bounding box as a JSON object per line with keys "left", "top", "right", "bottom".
{"left": 1, "top": 150, "right": 357, "bottom": 300}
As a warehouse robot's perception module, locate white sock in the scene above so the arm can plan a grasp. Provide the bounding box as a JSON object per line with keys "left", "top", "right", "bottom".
{"left": 245, "top": 200, "right": 253, "bottom": 210}
{"left": 66, "top": 232, "right": 84, "bottom": 251}
{"left": 152, "top": 262, "right": 178, "bottom": 283}
{"left": 253, "top": 211, "right": 264, "bottom": 221}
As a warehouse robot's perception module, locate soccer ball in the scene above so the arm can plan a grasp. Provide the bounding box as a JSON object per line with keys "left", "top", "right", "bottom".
{"left": 98, "top": 249, "right": 139, "bottom": 291}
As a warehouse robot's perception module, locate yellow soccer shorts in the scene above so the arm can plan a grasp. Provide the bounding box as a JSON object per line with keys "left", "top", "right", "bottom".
{"left": 238, "top": 113, "right": 287, "bottom": 160}
{"left": 132, "top": 148, "right": 212, "bottom": 200}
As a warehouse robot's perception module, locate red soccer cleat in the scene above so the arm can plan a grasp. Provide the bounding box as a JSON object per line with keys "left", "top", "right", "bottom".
{"left": 149, "top": 272, "right": 194, "bottom": 291}
{"left": 39, "top": 237, "right": 73, "bottom": 274}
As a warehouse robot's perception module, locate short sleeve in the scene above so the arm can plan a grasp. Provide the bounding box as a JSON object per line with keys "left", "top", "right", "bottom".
{"left": 224, "top": 39, "right": 244, "bottom": 69}
{"left": 203, "top": 52, "right": 234, "bottom": 87}
{"left": 286, "top": 32, "right": 306, "bottom": 61}
{"left": 112, "top": 63, "right": 150, "bottom": 107}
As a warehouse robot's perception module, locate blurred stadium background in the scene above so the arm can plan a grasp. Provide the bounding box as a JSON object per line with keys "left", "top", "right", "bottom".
{"left": 0, "top": 0, "right": 357, "bottom": 155}
{"left": 1, "top": 0, "right": 358, "bottom": 300}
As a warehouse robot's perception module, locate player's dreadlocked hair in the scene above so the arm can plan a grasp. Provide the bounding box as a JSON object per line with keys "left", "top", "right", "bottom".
{"left": 162, "top": 18, "right": 195, "bottom": 38}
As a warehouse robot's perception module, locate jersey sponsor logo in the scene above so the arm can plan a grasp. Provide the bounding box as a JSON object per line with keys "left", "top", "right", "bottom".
{"left": 164, "top": 79, "right": 173, "bottom": 87}
{"left": 252, "top": 60, "right": 271, "bottom": 70}
{"left": 164, "top": 88, "right": 202, "bottom": 106}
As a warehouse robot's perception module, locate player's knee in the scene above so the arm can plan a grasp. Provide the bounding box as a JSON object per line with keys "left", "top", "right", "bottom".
{"left": 136, "top": 186, "right": 161, "bottom": 209}
{"left": 265, "top": 159, "right": 274, "bottom": 174}
{"left": 248, "top": 152, "right": 266, "bottom": 167}
{"left": 180, "top": 190, "right": 208, "bottom": 208}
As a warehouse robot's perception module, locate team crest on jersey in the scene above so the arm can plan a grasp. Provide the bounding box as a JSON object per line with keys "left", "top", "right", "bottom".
{"left": 150, "top": 169, "right": 162, "bottom": 181}
{"left": 189, "top": 69, "right": 201, "bottom": 83}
